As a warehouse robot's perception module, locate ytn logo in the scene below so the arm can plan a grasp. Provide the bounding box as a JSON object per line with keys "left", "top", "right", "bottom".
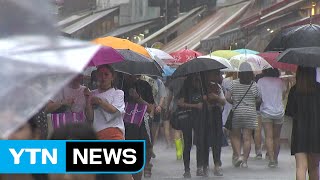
{"left": 9, "top": 148, "right": 57, "bottom": 165}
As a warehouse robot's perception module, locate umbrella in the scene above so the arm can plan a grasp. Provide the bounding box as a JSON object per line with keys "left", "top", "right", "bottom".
{"left": 0, "top": 35, "right": 101, "bottom": 138}
{"left": 171, "top": 57, "right": 227, "bottom": 78}
{"left": 163, "top": 66, "right": 176, "bottom": 77}
{"left": 277, "top": 47, "right": 320, "bottom": 67}
{"left": 113, "top": 49, "right": 162, "bottom": 76}
{"left": 199, "top": 55, "right": 234, "bottom": 72}
{"left": 168, "top": 48, "right": 203, "bottom": 66}
{"left": 258, "top": 52, "right": 297, "bottom": 72}
{"left": 146, "top": 47, "right": 174, "bottom": 60}
{"left": 264, "top": 24, "right": 320, "bottom": 52}
{"left": 211, "top": 50, "right": 240, "bottom": 59}
{"left": 87, "top": 46, "right": 124, "bottom": 66}
{"left": 93, "top": 36, "right": 151, "bottom": 58}
{"left": 234, "top": 49, "right": 259, "bottom": 55}
{"left": 229, "top": 54, "right": 272, "bottom": 72}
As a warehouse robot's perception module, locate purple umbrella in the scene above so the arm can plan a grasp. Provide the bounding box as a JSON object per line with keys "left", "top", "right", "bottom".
{"left": 87, "top": 46, "right": 124, "bottom": 67}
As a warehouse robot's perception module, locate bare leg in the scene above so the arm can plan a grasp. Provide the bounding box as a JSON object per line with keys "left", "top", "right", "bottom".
{"left": 307, "top": 153, "right": 320, "bottom": 180}
{"left": 151, "top": 122, "right": 160, "bottom": 146}
{"left": 254, "top": 116, "right": 262, "bottom": 156}
{"left": 163, "top": 120, "right": 172, "bottom": 147}
{"left": 273, "top": 123, "right": 283, "bottom": 162}
{"left": 295, "top": 153, "right": 308, "bottom": 180}
{"left": 242, "top": 129, "right": 253, "bottom": 162}
{"left": 263, "top": 122, "right": 275, "bottom": 162}
{"left": 231, "top": 128, "right": 242, "bottom": 158}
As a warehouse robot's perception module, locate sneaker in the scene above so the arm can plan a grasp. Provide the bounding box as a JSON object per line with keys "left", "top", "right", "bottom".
{"left": 213, "top": 166, "right": 223, "bottom": 176}
{"left": 240, "top": 162, "right": 248, "bottom": 168}
{"left": 234, "top": 158, "right": 243, "bottom": 167}
{"left": 196, "top": 168, "right": 204, "bottom": 176}
{"left": 203, "top": 167, "right": 209, "bottom": 177}
{"left": 151, "top": 151, "right": 156, "bottom": 158}
{"left": 255, "top": 153, "right": 262, "bottom": 160}
{"left": 183, "top": 171, "right": 191, "bottom": 178}
{"left": 268, "top": 161, "right": 277, "bottom": 168}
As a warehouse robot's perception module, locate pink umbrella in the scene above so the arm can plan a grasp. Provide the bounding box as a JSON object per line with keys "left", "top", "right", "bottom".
{"left": 87, "top": 46, "right": 124, "bottom": 67}
{"left": 258, "top": 52, "right": 297, "bottom": 72}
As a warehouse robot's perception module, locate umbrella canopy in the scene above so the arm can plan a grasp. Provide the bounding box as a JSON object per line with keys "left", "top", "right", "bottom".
{"left": 171, "top": 57, "right": 227, "bottom": 78}
{"left": 211, "top": 50, "right": 240, "bottom": 59}
{"left": 199, "top": 55, "right": 234, "bottom": 72}
{"left": 264, "top": 24, "right": 320, "bottom": 52}
{"left": 234, "top": 49, "right": 259, "bottom": 55}
{"left": 93, "top": 36, "right": 151, "bottom": 58}
{"left": 169, "top": 49, "right": 203, "bottom": 66}
{"left": 229, "top": 54, "right": 272, "bottom": 72}
{"left": 153, "top": 56, "right": 176, "bottom": 76}
{"left": 113, "top": 49, "right": 162, "bottom": 76}
{"left": 146, "top": 47, "right": 174, "bottom": 60}
{"left": 0, "top": 36, "right": 100, "bottom": 138}
{"left": 258, "top": 52, "right": 297, "bottom": 72}
{"left": 87, "top": 46, "right": 124, "bottom": 66}
{"left": 277, "top": 47, "right": 320, "bottom": 68}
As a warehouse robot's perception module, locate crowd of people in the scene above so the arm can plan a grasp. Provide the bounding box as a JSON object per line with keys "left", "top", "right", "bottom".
{"left": 2, "top": 62, "right": 320, "bottom": 180}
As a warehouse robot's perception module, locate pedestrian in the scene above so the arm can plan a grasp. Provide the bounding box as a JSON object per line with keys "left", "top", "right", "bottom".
{"left": 162, "top": 81, "right": 174, "bottom": 149}
{"left": 285, "top": 66, "right": 320, "bottom": 180}
{"left": 258, "top": 68, "right": 286, "bottom": 168}
{"left": 166, "top": 77, "right": 186, "bottom": 160}
{"left": 46, "top": 74, "right": 88, "bottom": 114}
{"left": 225, "top": 62, "right": 261, "bottom": 168}
{"left": 203, "top": 70, "right": 226, "bottom": 176}
{"left": 85, "top": 64, "right": 126, "bottom": 140}
{"left": 222, "top": 72, "right": 238, "bottom": 161}
{"left": 177, "top": 75, "right": 205, "bottom": 178}
{"left": 122, "top": 74, "right": 155, "bottom": 179}
{"left": 140, "top": 75, "right": 167, "bottom": 158}
{"left": 253, "top": 72, "right": 264, "bottom": 160}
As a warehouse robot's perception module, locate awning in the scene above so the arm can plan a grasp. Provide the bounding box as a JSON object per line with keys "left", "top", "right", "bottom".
{"left": 57, "top": 12, "right": 91, "bottom": 28}
{"left": 260, "top": 0, "right": 304, "bottom": 20}
{"left": 61, "top": 7, "right": 118, "bottom": 35}
{"left": 103, "top": 18, "right": 161, "bottom": 37}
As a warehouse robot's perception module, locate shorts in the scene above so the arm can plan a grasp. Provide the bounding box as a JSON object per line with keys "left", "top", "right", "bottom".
{"left": 261, "top": 113, "right": 284, "bottom": 125}
{"left": 97, "top": 127, "right": 124, "bottom": 140}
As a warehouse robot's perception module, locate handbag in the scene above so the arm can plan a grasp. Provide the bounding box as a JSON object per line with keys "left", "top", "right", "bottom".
{"left": 51, "top": 111, "right": 86, "bottom": 129}
{"left": 171, "top": 108, "right": 192, "bottom": 130}
{"left": 225, "top": 81, "right": 253, "bottom": 130}
{"left": 123, "top": 103, "right": 148, "bottom": 127}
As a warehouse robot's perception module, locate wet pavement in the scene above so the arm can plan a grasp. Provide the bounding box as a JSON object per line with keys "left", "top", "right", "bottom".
{"left": 146, "top": 142, "right": 295, "bottom": 180}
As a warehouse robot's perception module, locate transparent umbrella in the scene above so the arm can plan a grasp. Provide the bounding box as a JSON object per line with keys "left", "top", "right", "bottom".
{"left": 0, "top": 0, "right": 102, "bottom": 138}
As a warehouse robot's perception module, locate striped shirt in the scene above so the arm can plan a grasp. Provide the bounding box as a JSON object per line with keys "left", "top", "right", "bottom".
{"left": 230, "top": 79, "right": 260, "bottom": 129}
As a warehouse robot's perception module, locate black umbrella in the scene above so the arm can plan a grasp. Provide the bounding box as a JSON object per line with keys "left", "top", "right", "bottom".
{"left": 112, "top": 49, "right": 162, "bottom": 76}
{"left": 264, "top": 24, "right": 320, "bottom": 52}
{"left": 171, "top": 57, "right": 227, "bottom": 78}
{"left": 277, "top": 47, "right": 320, "bottom": 67}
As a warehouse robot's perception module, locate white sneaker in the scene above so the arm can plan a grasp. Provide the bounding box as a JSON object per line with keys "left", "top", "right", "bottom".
{"left": 240, "top": 161, "right": 248, "bottom": 168}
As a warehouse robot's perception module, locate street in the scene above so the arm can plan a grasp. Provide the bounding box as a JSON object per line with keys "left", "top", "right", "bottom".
{"left": 147, "top": 142, "right": 295, "bottom": 180}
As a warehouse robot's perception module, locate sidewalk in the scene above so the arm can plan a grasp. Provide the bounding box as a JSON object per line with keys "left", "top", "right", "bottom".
{"left": 147, "top": 142, "right": 295, "bottom": 179}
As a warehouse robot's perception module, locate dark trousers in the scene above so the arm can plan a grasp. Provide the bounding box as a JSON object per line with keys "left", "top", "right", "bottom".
{"left": 181, "top": 123, "right": 202, "bottom": 171}
{"left": 203, "top": 145, "right": 222, "bottom": 167}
